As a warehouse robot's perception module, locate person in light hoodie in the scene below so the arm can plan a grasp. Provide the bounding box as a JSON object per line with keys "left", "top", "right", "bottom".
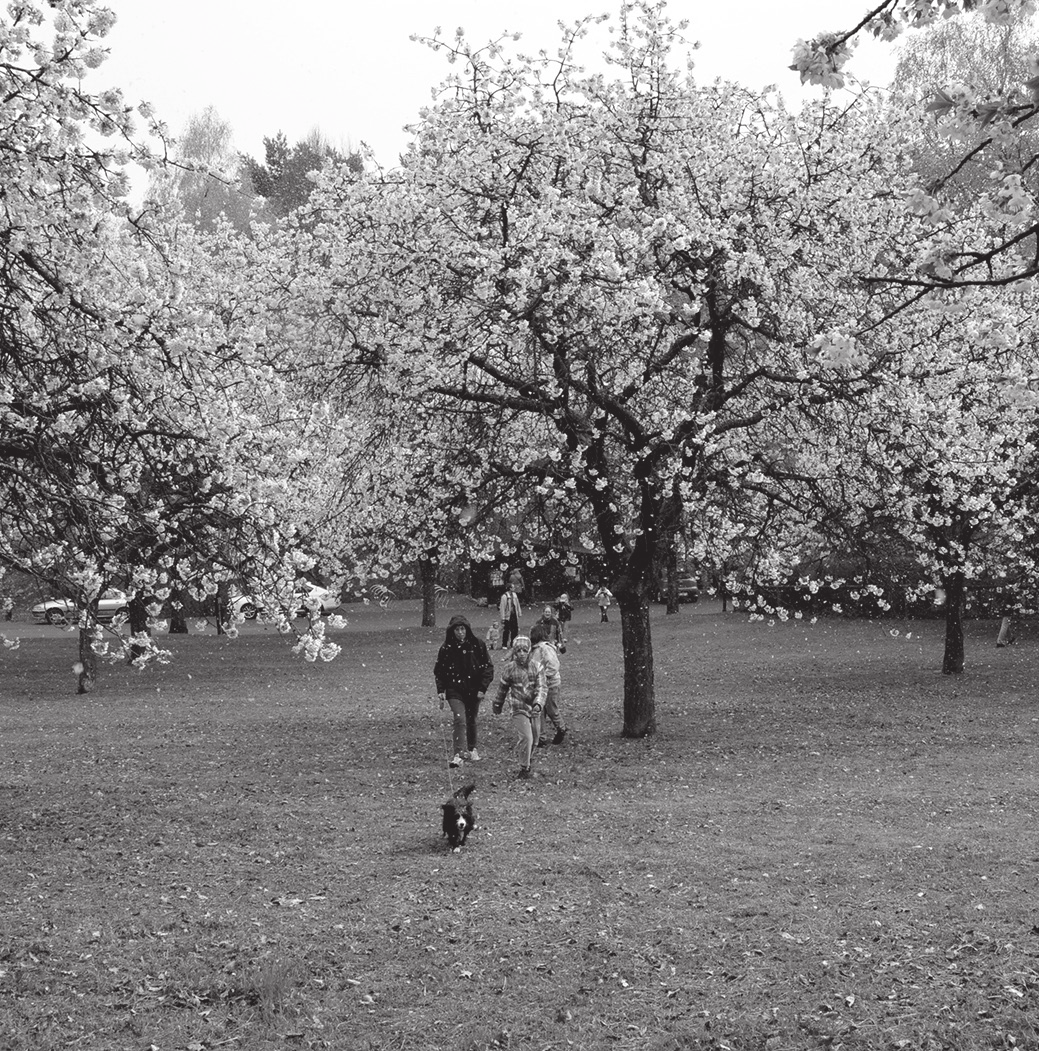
{"left": 529, "top": 622, "right": 567, "bottom": 746}
{"left": 498, "top": 581, "right": 522, "bottom": 649}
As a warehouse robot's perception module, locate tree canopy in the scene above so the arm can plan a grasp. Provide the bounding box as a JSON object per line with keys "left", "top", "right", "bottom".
{"left": 264, "top": 4, "right": 977, "bottom": 733}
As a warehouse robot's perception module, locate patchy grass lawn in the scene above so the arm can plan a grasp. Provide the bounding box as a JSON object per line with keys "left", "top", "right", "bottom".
{"left": 1, "top": 601, "right": 1038, "bottom": 1051}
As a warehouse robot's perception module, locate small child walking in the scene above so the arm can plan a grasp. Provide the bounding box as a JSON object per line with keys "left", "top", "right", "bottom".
{"left": 554, "top": 592, "right": 573, "bottom": 638}
{"left": 492, "top": 636, "right": 548, "bottom": 780}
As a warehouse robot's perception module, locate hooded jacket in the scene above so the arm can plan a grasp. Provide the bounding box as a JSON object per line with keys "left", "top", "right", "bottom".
{"left": 434, "top": 614, "right": 495, "bottom": 697}
{"left": 493, "top": 636, "right": 548, "bottom": 716}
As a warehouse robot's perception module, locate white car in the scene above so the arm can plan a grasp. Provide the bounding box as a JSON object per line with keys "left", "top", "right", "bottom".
{"left": 230, "top": 582, "right": 340, "bottom": 620}
{"left": 31, "top": 589, "right": 131, "bottom": 625}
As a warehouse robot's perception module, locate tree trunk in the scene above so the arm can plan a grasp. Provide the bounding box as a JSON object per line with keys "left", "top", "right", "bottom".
{"left": 419, "top": 551, "right": 438, "bottom": 628}
{"left": 126, "top": 595, "right": 150, "bottom": 663}
{"left": 618, "top": 588, "right": 655, "bottom": 737}
{"left": 664, "top": 543, "right": 679, "bottom": 616}
{"left": 996, "top": 615, "right": 1017, "bottom": 648}
{"left": 215, "top": 581, "right": 231, "bottom": 635}
{"left": 716, "top": 565, "right": 730, "bottom": 613}
{"left": 77, "top": 624, "right": 98, "bottom": 694}
{"left": 941, "top": 571, "right": 965, "bottom": 675}
{"left": 169, "top": 589, "right": 188, "bottom": 634}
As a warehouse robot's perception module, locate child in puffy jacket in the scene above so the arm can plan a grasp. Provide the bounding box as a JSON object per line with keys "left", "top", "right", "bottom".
{"left": 492, "top": 635, "right": 547, "bottom": 780}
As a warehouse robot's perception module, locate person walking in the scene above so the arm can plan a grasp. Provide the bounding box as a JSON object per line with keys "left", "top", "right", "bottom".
{"left": 595, "top": 584, "right": 614, "bottom": 623}
{"left": 498, "top": 581, "right": 522, "bottom": 649}
{"left": 492, "top": 635, "right": 548, "bottom": 780}
{"left": 533, "top": 604, "right": 564, "bottom": 650}
{"left": 434, "top": 614, "right": 496, "bottom": 769}
{"left": 529, "top": 623, "right": 567, "bottom": 745}
{"left": 554, "top": 592, "right": 573, "bottom": 638}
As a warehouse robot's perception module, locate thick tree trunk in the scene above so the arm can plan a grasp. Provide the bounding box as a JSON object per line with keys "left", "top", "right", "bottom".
{"left": 126, "top": 595, "right": 150, "bottom": 663}
{"left": 618, "top": 589, "right": 655, "bottom": 737}
{"left": 419, "top": 552, "right": 437, "bottom": 628}
{"left": 77, "top": 624, "right": 98, "bottom": 694}
{"left": 941, "top": 571, "right": 965, "bottom": 675}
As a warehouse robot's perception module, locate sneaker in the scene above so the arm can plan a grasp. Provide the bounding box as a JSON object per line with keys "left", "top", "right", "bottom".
{"left": 449, "top": 754, "right": 464, "bottom": 769}
{"left": 468, "top": 748, "right": 481, "bottom": 762}
{"left": 553, "top": 729, "right": 567, "bottom": 745}
{"left": 537, "top": 737, "right": 550, "bottom": 748}
{"left": 516, "top": 767, "right": 531, "bottom": 780}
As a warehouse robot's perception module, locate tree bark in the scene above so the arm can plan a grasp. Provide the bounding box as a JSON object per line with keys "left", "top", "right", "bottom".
{"left": 941, "top": 571, "right": 966, "bottom": 675}
{"left": 169, "top": 589, "right": 188, "bottom": 634}
{"left": 419, "top": 551, "right": 438, "bottom": 628}
{"left": 996, "top": 615, "right": 1017, "bottom": 648}
{"left": 126, "top": 595, "right": 150, "bottom": 663}
{"left": 663, "top": 543, "right": 679, "bottom": 615}
{"left": 618, "top": 588, "right": 656, "bottom": 737}
{"left": 215, "top": 581, "right": 231, "bottom": 635}
{"left": 77, "top": 623, "right": 97, "bottom": 694}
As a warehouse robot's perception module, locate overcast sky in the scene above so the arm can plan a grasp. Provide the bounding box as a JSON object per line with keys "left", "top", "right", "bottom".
{"left": 97, "top": 0, "right": 899, "bottom": 166}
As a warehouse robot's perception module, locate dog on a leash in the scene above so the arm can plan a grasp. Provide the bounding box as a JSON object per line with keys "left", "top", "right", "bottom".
{"left": 441, "top": 782, "right": 476, "bottom": 851}
{"left": 486, "top": 621, "right": 500, "bottom": 650}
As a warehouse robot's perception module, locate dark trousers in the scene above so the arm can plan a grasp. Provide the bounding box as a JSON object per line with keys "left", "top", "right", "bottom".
{"left": 447, "top": 691, "right": 483, "bottom": 753}
{"left": 502, "top": 612, "right": 519, "bottom": 648}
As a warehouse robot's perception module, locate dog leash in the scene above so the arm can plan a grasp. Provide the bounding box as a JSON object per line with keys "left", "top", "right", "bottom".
{"left": 432, "top": 692, "right": 460, "bottom": 793}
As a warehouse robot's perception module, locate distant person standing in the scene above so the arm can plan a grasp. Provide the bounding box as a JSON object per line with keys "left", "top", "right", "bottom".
{"left": 508, "top": 566, "right": 526, "bottom": 600}
{"left": 499, "top": 581, "right": 522, "bottom": 649}
{"left": 595, "top": 585, "right": 614, "bottom": 623}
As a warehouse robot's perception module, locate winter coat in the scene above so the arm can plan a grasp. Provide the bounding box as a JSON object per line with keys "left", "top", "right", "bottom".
{"left": 434, "top": 615, "right": 495, "bottom": 697}
{"left": 499, "top": 589, "right": 522, "bottom": 623}
{"left": 534, "top": 613, "right": 564, "bottom": 647}
{"left": 530, "top": 641, "right": 561, "bottom": 689}
{"left": 493, "top": 658, "right": 548, "bottom": 717}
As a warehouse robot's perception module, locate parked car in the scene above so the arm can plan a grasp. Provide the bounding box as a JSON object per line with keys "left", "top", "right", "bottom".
{"left": 31, "top": 589, "right": 131, "bottom": 625}
{"left": 676, "top": 576, "right": 700, "bottom": 603}
{"left": 230, "top": 582, "right": 340, "bottom": 620}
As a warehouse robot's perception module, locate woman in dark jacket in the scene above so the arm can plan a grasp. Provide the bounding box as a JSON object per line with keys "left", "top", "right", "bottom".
{"left": 434, "top": 614, "right": 495, "bottom": 769}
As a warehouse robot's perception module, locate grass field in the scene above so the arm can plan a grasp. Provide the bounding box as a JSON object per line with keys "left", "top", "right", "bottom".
{"left": 1, "top": 600, "right": 1037, "bottom": 1051}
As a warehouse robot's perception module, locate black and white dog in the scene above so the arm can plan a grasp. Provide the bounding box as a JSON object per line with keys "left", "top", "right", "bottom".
{"left": 441, "top": 783, "right": 476, "bottom": 851}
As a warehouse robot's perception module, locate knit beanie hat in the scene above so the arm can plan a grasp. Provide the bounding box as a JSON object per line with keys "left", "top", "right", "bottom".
{"left": 511, "top": 635, "right": 531, "bottom": 654}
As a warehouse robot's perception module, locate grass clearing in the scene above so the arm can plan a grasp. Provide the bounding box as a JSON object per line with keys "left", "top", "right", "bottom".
{"left": 1, "top": 601, "right": 1038, "bottom": 1050}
